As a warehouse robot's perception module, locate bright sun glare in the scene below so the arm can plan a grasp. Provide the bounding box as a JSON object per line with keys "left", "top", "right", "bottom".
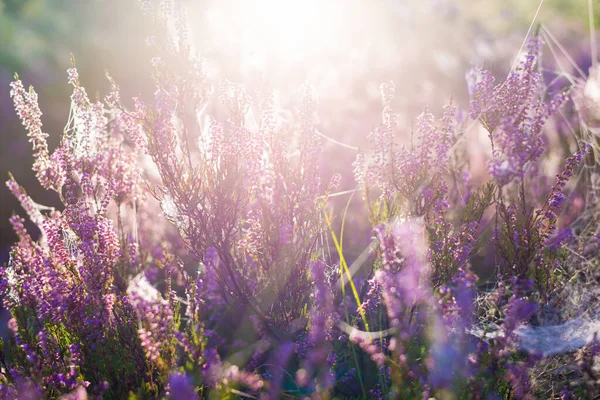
{"left": 210, "top": 0, "right": 344, "bottom": 66}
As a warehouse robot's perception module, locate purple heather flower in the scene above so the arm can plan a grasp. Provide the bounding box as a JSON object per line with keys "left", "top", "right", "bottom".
{"left": 167, "top": 373, "right": 199, "bottom": 400}
{"left": 127, "top": 275, "right": 174, "bottom": 363}
{"left": 469, "top": 37, "right": 570, "bottom": 185}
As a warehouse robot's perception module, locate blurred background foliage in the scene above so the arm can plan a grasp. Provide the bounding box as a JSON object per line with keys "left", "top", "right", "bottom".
{"left": 0, "top": 0, "right": 596, "bottom": 262}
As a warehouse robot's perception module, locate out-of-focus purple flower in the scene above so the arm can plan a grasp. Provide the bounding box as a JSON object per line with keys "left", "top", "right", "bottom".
{"left": 223, "top": 365, "right": 264, "bottom": 392}
{"left": 167, "top": 373, "right": 199, "bottom": 400}
{"left": 298, "top": 261, "right": 335, "bottom": 392}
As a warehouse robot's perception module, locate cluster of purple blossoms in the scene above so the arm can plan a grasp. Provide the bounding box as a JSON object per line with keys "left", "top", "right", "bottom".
{"left": 468, "top": 37, "right": 570, "bottom": 186}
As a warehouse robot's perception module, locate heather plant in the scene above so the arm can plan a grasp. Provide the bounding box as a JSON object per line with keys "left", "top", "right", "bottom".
{"left": 3, "top": 70, "right": 152, "bottom": 397}
{"left": 346, "top": 34, "right": 597, "bottom": 399}
{"left": 1, "top": 1, "right": 336, "bottom": 397}
{"left": 129, "top": 3, "right": 340, "bottom": 342}
{"left": 2, "top": 0, "right": 600, "bottom": 399}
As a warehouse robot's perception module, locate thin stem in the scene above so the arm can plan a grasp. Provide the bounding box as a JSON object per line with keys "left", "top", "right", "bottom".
{"left": 512, "top": 0, "right": 545, "bottom": 72}
{"left": 590, "top": 0, "right": 598, "bottom": 69}
{"left": 542, "top": 26, "right": 587, "bottom": 79}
